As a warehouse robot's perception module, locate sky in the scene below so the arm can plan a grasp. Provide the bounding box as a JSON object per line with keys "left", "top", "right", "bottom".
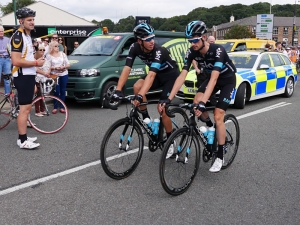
{"left": 0, "top": 0, "right": 294, "bottom": 23}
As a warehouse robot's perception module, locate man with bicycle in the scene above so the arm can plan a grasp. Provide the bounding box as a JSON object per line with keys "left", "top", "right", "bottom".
{"left": 159, "top": 20, "right": 236, "bottom": 172}
{"left": 11, "top": 7, "right": 45, "bottom": 149}
{"left": 112, "top": 23, "right": 180, "bottom": 158}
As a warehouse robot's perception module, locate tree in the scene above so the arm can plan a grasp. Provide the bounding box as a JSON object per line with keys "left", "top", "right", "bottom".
{"left": 0, "top": 0, "right": 36, "bottom": 16}
{"left": 224, "top": 25, "right": 253, "bottom": 39}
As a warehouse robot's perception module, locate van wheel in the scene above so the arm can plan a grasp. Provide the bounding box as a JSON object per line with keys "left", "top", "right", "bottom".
{"left": 101, "top": 81, "right": 121, "bottom": 108}
{"left": 283, "top": 77, "right": 294, "bottom": 98}
{"left": 233, "top": 83, "right": 246, "bottom": 109}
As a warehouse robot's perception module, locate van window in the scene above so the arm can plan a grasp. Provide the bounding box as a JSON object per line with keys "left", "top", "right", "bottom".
{"left": 216, "top": 41, "right": 235, "bottom": 52}
{"left": 155, "top": 37, "right": 174, "bottom": 46}
{"left": 71, "top": 35, "right": 124, "bottom": 56}
{"left": 121, "top": 38, "right": 135, "bottom": 55}
{"left": 234, "top": 43, "right": 247, "bottom": 51}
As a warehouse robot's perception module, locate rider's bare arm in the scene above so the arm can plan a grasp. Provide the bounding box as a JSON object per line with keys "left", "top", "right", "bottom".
{"left": 168, "top": 69, "right": 188, "bottom": 100}
{"left": 116, "top": 66, "right": 131, "bottom": 91}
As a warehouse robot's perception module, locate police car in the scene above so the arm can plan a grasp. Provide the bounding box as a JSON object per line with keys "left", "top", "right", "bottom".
{"left": 175, "top": 51, "right": 298, "bottom": 109}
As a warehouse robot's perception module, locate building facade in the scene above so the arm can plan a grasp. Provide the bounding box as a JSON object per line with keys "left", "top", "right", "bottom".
{"left": 207, "top": 16, "right": 300, "bottom": 46}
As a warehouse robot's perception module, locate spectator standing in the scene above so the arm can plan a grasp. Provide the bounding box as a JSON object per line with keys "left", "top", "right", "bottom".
{"left": 34, "top": 44, "right": 51, "bottom": 116}
{"left": 289, "top": 46, "right": 297, "bottom": 63}
{"left": 47, "top": 40, "right": 70, "bottom": 114}
{"left": 207, "top": 36, "right": 216, "bottom": 44}
{"left": 42, "top": 37, "right": 49, "bottom": 56}
{"left": 11, "top": 7, "right": 45, "bottom": 149}
{"left": 74, "top": 41, "right": 79, "bottom": 50}
{"left": 0, "top": 26, "right": 11, "bottom": 94}
{"left": 58, "top": 36, "right": 67, "bottom": 54}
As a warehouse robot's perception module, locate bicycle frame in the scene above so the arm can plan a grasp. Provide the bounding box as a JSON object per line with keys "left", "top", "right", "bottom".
{"left": 166, "top": 103, "right": 216, "bottom": 162}
{"left": 119, "top": 99, "right": 165, "bottom": 151}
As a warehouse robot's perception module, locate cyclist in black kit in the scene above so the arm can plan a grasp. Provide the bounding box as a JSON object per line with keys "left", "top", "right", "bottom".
{"left": 159, "top": 20, "right": 236, "bottom": 172}
{"left": 112, "top": 23, "right": 180, "bottom": 158}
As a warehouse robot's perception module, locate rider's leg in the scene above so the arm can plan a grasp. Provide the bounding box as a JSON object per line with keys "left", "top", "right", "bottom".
{"left": 214, "top": 108, "right": 226, "bottom": 159}
{"left": 133, "top": 79, "right": 150, "bottom": 119}
{"left": 159, "top": 105, "right": 172, "bottom": 134}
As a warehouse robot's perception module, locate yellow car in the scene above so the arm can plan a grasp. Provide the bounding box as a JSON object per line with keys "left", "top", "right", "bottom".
{"left": 175, "top": 51, "right": 298, "bottom": 109}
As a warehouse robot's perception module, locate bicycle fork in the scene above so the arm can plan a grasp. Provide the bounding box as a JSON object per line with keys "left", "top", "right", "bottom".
{"left": 175, "top": 130, "right": 193, "bottom": 164}
{"left": 119, "top": 122, "right": 135, "bottom": 151}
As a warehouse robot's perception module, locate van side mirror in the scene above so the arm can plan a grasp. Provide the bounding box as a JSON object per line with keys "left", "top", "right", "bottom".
{"left": 116, "top": 49, "right": 129, "bottom": 60}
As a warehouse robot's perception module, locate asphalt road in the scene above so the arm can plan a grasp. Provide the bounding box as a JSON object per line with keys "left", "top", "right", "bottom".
{"left": 0, "top": 89, "right": 300, "bottom": 225}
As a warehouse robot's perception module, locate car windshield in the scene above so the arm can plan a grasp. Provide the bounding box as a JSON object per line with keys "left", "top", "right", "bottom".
{"left": 229, "top": 54, "right": 258, "bottom": 69}
{"left": 216, "top": 41, "right": 235, "bottom": 52}
{"left": 71, "top": 35, "right": 124, "bottom": 56}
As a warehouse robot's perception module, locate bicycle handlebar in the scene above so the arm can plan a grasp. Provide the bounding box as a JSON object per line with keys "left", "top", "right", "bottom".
{"left": 164, "top": 102, "right": 215, "bottom": 117}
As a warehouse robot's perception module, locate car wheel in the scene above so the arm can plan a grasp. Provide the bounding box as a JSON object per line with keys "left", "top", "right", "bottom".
{"left": 283, "top": 77, "right": 294, "bottom": 98}
{"left": 101, "top": 81, "right": 121, "bottom": 108}
{"left": 233, "top": 83, "right": 246, "bottom": 109}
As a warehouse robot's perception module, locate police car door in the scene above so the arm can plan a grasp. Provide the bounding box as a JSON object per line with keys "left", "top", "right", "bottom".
{"left": 255, "top": 54, "right": 273, "bottom": 96}
{"left": 269, "top": 53, "right": 287, "bottom": 91}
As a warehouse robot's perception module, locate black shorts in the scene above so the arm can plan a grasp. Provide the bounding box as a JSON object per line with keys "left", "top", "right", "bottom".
{"left": 141, "top": 69, "right": 179, "bottom": 100}
{"left": 14, "top": 75, "right": 36, "bottom": 105}
{"left": 197, "top": 75, "right": 236, "bottom": 111}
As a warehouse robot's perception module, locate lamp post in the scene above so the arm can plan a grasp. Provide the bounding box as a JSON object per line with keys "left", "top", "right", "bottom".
{"left": 292, "top": 0, "right": 297, "bottom": 46}
{"left": 13, "top": 0, "right": 17, "bottom": 25}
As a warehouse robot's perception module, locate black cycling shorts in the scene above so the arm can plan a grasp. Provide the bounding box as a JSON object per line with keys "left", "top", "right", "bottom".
{"left": 197, "top": 75, "right": 236, "bottom": 111}
{"left": 14, "top": 75, "right": 36, "bottom": 105}
{"left": 141, "top": 69, "right": 179, "bottom": 100}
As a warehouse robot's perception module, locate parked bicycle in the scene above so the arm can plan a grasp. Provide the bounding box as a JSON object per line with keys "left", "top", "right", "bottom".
{"left": 0, "top": 74, "right": 68, "bottom": 134}
{"left": 159, "top": 103, "right": 240, "bottom": 196}
{"left": 100, "top": 96, "right": 189, "bottom": 180}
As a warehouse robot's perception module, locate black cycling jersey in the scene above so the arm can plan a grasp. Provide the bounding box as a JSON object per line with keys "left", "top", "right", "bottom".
{"left": 183, "top": 43, "right": 236, "bottom": 78}
{"left": 125, "top": 42, "right": 178, "bottom": 76}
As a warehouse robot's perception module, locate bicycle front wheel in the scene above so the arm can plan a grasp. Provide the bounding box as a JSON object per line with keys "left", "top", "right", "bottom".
{"left": 160, "top": 127, "right": 200, "bottom": 196}
{"left": 0, "top": 93, "right": 12, "bottom": 130}
{"left": 222, "top": 114, "right": 240, "bottom": 169}
{"left": 100, "top": 117, "right": 144, "bottom": 180}
{"left": 169, "top": 107, "right": 189, "bottom": 129}
{"left": 28, "top": 95, "right": 68, "bottom": 134}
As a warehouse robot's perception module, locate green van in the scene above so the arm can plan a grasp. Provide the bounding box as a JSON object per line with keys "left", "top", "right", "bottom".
{"left": 66, "top": 31, "right": 189, "bottom": 108}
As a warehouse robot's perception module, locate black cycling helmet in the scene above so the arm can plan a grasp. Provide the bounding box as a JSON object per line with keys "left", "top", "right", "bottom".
{"left": 133, "top": 23, "right": 154, "bottom": 39}
{"left": 16, "top": 7, "right": 36, "bottom": 19}
{"left": 185, "top": 20, "right": 207, "bottom": 38}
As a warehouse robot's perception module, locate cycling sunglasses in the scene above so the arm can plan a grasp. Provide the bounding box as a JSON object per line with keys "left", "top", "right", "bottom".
{"left": 188, "top": 37, "right": 202, "bottom": 44}
{"left": 141, "top": 35, "right": 155, "bottom": 42}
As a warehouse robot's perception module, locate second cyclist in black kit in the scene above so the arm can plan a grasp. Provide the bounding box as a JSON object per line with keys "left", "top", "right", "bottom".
{"left": 159, "top": 20, "right": 237, "bottom": 172}
{"left": 112, "top": 23, "right": 180, "bottom": 158}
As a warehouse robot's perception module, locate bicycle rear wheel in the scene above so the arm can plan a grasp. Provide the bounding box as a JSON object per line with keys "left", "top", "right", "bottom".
{"left": 28, "top": 95, "right": 68, "bottom": 134}
{"left": 0, "top": 93, "right": 12, "bottom": 130}
{"left": 160, "top": 127, "right": 200, "bottom": 196}
{"left": 222, "top": 114, "right": 240, "bottom": 169}
{"left": 100, "top": 117, "right": 144, "bottom": 180}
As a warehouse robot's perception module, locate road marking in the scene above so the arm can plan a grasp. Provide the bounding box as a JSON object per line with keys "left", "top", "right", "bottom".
{"left": 0, "top": 102, "right": 291, "bottom": 196}
{"left": 236, "top": 102, "right": 291, "bottom": 120}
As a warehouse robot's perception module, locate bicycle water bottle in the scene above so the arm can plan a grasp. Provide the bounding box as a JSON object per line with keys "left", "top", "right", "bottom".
{"left": 153, "top": 118, "right": 160, "bottom": 135}
{"left": 143, "top": 118, "right": 153, "bottom": 129}
{"left": 199, "top": 126, "right": 208, "bottom": 137}
{"left": 207, "top": 127, "right": 215, "bottom": 145}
